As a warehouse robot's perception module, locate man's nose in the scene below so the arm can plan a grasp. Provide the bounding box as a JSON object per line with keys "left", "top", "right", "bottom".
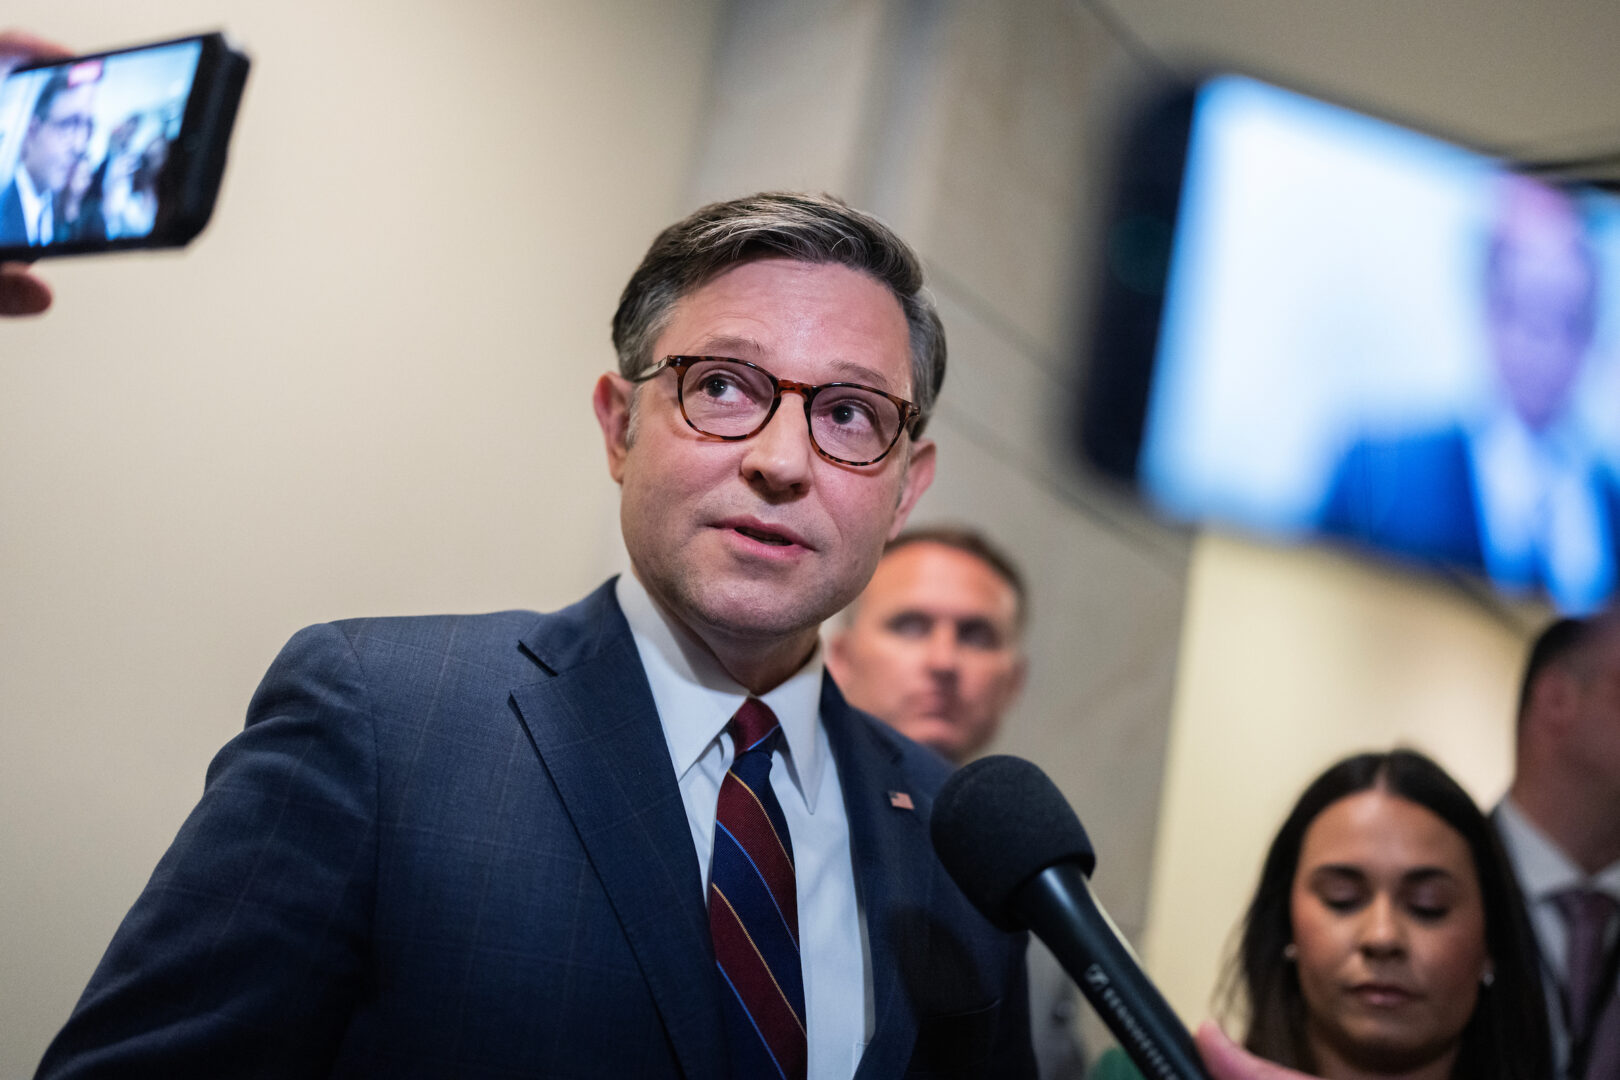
{"left": 739, "top": 393, "right": 814, "bottom": 494}
{"left": 925, "top": 625, "right": 959, "bottom": 673}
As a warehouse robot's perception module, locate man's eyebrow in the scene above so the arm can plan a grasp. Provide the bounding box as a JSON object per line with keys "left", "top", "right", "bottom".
{"left": 687, "top": 334, "right": 766, "bottom": 359}
{"left": 954, "top": 615, "right": 1001, "bottom": 635}
{"left": 826, "top": 359, "right": 899, "bottom": 391}
{"left": 682, "top": 337, "right": 901, "bottom": 393}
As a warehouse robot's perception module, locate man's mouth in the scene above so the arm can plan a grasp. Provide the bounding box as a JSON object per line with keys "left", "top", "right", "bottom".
{"left": 726, "top": 521, "right": 803, "bottom": 547}
{"left": 737, "top": 527, "right": 792, "bottom": 546}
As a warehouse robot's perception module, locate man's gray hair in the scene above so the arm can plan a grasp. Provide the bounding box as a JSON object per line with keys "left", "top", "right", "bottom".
{"left": 611, "top": 192, "right": 946, "bottom": 435}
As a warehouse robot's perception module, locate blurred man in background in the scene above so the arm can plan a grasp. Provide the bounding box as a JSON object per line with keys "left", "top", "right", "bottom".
{"left": 828, "top": 526, "right": 1086, "bottom": 1080}
{"left": 1496, "top": 612, "right": 1620, "bottom": 1080}
{"left": 828, "top": 527, "right": 1027, "bottom": 763}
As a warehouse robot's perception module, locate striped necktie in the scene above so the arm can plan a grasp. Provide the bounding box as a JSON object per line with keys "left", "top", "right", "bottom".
{"left": 709, "top": 697, "right": 807, "bottom": 1080}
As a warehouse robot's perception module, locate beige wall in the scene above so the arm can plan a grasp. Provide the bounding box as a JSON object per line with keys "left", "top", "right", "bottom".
{"left": 1, "top": 2, "right": 721, "bottom": 1073}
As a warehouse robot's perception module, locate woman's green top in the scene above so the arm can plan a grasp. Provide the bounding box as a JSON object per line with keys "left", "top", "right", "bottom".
{"left": 1087, "top": 1046, "right": 1146, "bottom": 1080}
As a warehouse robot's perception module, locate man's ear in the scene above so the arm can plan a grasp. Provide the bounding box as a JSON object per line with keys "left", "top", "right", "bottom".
{"left": 1530, "top": 666, "right": 1579, "bottom": 739}
{"left": 888, "top": 437, "right": 936, "bottom": 540}
{"left": 593, "top": 373, "right": 633, "bottom": 484}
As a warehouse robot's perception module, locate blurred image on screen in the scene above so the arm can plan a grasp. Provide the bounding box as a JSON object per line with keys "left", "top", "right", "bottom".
{"left": 1137, "top": 76, "right": 1620, "bottom": 613}
{"left": 0, "top": 39, "right": 202, "bottom": 247}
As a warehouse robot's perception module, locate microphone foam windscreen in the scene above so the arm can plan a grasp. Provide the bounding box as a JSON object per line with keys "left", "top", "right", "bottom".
{"left": 930, "top": 754, "right": 1097, "bottom": 931}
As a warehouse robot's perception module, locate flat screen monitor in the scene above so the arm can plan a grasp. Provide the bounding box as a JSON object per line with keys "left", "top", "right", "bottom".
{"left": 1080, "top": 74, "right": 1620, "bottom": 614}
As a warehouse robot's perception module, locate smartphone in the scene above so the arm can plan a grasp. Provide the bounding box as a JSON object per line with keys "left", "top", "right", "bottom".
{"left": 1078, "top": 73, "right": 1620, "bottom": 613}
{"left": 0, "top": 31, "right": 248, "bottom": 259}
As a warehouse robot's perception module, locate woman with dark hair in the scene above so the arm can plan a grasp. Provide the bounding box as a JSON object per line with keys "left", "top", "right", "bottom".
{"left": 1093, "top": 749, "right": 1548, "bottom": 1080}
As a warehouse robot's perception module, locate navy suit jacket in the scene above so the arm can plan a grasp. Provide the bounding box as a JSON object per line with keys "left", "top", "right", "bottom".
{"left": 0, "top": 175, "right": 33, "bottom": 246}
{"left": 1319, "top": 427, "right": 1489, "bottom": 569}
{"left": 37, "top": 581, "right": 1033, "bottom": 1078}
{"left": 1320, "top": 426, "right": 1620, "bottom": 596}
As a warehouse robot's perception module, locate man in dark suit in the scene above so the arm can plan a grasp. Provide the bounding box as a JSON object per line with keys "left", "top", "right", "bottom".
{"left": 35, "top": 193, "right": 1035, "bottom": 1078}
{"left": 1320, "top": 176, "right": 1620, "bottom": 613}
{"left": 1495, "top": 614, "right": 1620, "bottom": 1080}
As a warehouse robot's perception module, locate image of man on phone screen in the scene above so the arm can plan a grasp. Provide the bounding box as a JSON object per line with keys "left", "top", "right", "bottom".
{"left": 0, "top": 66, "right": 97, "bottom": 247}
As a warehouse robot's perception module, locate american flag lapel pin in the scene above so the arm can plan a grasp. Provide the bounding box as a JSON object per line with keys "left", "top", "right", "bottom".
{"left": 888, "top": 790, "right": 914, "bottom": 811}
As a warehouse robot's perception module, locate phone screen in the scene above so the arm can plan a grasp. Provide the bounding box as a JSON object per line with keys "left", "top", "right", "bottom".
{"left": 1087, "top": 75, "right": 1620, "bottom": 613}
{"left": 0, "top": 38, "right": 204, "bottom": 249}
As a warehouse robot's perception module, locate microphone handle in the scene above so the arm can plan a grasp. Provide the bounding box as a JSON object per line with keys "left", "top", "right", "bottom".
{"left": 1017, "top": 863, "right": 1212, "bottom": 1080}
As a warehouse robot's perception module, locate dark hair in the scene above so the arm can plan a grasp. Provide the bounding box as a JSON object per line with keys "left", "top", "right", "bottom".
{"left": 1517, "top": 615, "right": 1603, "bottom": 724}
{"left": 883, "top": 526, "right": 1027, "bottom": 629}
{"left": 611, "top": 192, "right": 946, "bottom": 435}
{"left": 1227, "top": 749, "right": 1548, "bottom": 1080}
{"left": 29, "top": 70, "right": 79, "bottom": 127}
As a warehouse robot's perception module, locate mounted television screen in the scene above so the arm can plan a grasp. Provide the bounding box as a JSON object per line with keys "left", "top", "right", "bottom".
{"left": 1080, "top": 74, "right": 1620, "bottom": 614}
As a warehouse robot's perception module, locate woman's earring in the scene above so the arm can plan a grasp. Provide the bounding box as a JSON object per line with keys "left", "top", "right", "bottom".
{"left": 1481, "top": 966, "right": 1495, "bottom": 988}
{"left": 1283, "top": 943, "right": 1298, "bottom": 962}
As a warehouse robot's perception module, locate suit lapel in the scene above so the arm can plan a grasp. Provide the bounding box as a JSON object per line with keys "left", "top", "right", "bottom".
{"left": 821, "top": 679, "right": 938, "bottom": 1080}
{"left": 508, "top": 592, "right": 724, "bottom": 1080}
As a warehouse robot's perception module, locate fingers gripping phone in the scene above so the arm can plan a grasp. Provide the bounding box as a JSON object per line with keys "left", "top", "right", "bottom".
{"left": 0, "top": 31, "right": 248, "bottom": 259}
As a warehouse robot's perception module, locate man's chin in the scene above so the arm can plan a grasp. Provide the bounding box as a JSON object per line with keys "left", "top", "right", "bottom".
{"left": 667, "top": 577, "right": 843, "bottom": 648}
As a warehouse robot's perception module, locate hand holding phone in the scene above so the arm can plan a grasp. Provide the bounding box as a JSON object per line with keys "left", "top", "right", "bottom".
{"left": 0, "top": 30, "right": 249, "bottom": 281}
{"left": 0, "top": 28, "right": 70, "bottom": 315}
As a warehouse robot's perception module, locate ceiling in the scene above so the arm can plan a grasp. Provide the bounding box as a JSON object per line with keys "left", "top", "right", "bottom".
{"left": 1094, "top": 1, "right": 1620, "bottom": 177}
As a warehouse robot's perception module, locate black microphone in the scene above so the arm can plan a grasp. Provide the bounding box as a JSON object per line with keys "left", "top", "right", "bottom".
{"left": 931, "top": 754, "right": 1211, "bottom": 1080}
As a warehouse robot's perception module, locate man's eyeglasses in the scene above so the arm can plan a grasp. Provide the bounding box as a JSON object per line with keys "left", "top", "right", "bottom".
{"left": 634, "top": 355, "right": 920, "bottom": 467}
{"left": 42, "top": 114, "right": 94, "bottom": 138}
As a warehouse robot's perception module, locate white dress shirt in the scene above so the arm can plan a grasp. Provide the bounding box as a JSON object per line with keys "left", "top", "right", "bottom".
{"left": 14, "top": 165, "right": 51, "bottom": 244}
{"left": 1496, "top": 797, "right": 1620, "bottom": 1074}
{"left": 616, "top": 572, "right": 871, "bottom": 1079}
{"left": 1471, "top": 412, "right": 1615, "bottom": 614}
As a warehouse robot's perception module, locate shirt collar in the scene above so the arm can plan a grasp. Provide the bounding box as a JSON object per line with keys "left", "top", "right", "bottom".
{"left": 1497, "top": 796, "right": 1620, "bottom": 905}
{"left": 1498, "top": 796, "right": 1585, "bottom": 903}
{"left": 1473, "top": 405, "right": 1589, "bottom": 482}
{"left": 615, "top": 571, "right": 827, "bottom": 812}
